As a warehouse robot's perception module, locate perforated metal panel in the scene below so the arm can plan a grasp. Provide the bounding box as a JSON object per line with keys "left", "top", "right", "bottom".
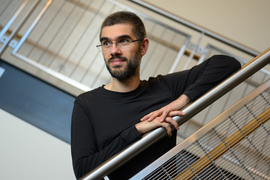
{"left": 132, "top": 80, "right": 270, "bottom": 180}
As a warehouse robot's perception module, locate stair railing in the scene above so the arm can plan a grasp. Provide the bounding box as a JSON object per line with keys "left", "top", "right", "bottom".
{"left": 80, "top": 47, "right": 270, "bottom": 180}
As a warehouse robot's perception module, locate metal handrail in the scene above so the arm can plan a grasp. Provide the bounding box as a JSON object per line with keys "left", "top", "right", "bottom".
{"left": 0, "top": 0, "right": 29, "bottom": 40}
{"left": 0, "top": 0, "right": 40, "bottom": 57}
{"left": 132, "top": 78, "right": 270, "bottom": 180}
{"left": 80, "top": 48, "right": 270, "bottom": 180}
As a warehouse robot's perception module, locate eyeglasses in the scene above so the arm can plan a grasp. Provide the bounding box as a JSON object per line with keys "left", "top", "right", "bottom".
{"left": 96, "top": 38, "right": 143, "bottom": 52}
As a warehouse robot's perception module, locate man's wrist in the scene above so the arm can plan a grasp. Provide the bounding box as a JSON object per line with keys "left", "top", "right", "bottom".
{"left": 135, "top": 122, "right": 144, "bottom": 135}
{"left": 177, "top": 94, "right": 190, "bottom": 106}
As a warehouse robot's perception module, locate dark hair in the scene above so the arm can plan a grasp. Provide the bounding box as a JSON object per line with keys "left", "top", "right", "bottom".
{"left": 100, "top": 11, "right": 146, "bottom": 40}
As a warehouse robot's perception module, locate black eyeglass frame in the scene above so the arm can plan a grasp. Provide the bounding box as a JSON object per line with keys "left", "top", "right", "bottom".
{"left": 96, "top": 38, "right": 144, "bottom": 51}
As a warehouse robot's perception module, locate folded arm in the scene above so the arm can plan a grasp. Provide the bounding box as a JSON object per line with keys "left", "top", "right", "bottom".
{"left": 140, "top": 94, "right": 189, "bottom": 123}
{"left": 141, "top": 55, "right": 241, "bottom": 123}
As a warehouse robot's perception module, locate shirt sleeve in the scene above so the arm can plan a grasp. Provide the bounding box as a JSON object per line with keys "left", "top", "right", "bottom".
{"left": 71, "top": 100, "right": 141, "bottom": 179}
{"left": 161, "top": 55, "right": 241, "bottom": 101}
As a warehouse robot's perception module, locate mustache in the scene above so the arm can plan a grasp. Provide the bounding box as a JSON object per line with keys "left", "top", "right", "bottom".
{"left": 109, "top": 56, "right": 127, "bottom": 62}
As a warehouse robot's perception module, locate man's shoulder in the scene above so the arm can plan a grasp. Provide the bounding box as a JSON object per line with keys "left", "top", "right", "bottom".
{"left": 144, "top": 74, "right": 166, "bottom": 83}
{"left": 76, "top": 86, "right": 104, "bottom": 101}
{"left": 140, "top": 74, "right": 175, "bottom": 92}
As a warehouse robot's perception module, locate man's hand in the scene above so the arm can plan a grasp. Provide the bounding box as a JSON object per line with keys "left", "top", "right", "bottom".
{"left": 141, "top": 94, "right": 190, "bottom": 123}
{"left": 135, "top": 113, "right": 181, "bottom": 136}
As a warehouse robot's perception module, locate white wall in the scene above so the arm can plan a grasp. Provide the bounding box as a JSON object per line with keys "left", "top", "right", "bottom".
{"left": 0, "top": 109, "right": 75, "bottom": 180}
{"left": 141, "top": 0, "right": 270, "bottom": 53}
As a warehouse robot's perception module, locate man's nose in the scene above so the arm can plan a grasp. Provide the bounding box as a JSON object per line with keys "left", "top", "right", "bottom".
{"left": 110, "top": 43, "right": 121, "bottom": 55}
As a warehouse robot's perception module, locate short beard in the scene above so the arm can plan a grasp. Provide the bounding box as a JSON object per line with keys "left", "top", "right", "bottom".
{"left": 105, "top": 53, "right": 141, "bottom": 82}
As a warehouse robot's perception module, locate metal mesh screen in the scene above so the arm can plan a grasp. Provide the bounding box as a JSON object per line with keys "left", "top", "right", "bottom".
{"left": 141, "top": 86, "right": 270, "bottom": 180}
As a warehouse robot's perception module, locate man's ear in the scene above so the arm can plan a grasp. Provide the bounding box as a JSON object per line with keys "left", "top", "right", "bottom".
{"left": 140, "top": 38, "right": 149, "bottom": 56}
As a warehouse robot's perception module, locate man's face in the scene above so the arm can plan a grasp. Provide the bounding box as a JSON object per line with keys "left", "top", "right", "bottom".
{"left": 100, "top": 24, "right": 142, "bottom": 81}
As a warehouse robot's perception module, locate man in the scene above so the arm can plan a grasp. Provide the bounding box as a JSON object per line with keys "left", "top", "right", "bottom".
{"left": 71, "top": 11, "right": 241, "bottom": 179}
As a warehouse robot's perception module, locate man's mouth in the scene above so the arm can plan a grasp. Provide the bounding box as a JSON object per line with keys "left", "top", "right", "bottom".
{"left": 109, "top": 57, "right": 127, "bottom": 66}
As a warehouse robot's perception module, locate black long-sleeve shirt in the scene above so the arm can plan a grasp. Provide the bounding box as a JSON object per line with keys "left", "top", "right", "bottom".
{"left": 71, "top": 55, "right": 241, "bottom": 179}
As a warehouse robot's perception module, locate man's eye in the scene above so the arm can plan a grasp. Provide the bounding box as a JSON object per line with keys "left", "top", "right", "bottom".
{"left": 119, "top": 39, "right": 130, "bottom": 44}
{"left": 102, "top": 41, "right": 111, "bottom": 47}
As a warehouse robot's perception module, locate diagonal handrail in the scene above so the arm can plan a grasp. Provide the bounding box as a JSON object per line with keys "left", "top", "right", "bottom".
{"left": 0, "top": 0, "right": 40, "bottom": 57}
{"left": 80, "top": 47, "right": 270, "bottom": 180}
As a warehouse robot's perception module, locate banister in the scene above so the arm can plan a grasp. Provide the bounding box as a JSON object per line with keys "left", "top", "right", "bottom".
{"left": 80, "top": 47, "right": 270, "bottom": 180}
{"left": 0, "top": 0, "right": 40, "bottom": 57}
